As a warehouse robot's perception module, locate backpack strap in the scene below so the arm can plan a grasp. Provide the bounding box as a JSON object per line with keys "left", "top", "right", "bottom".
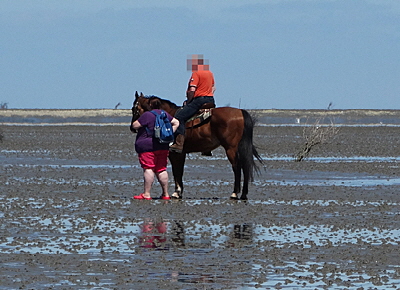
{"left": 149, "top": 110, "right": 159, "bottom": 117}
{"left": 145, "top": 110, "right": 159, "bottom": 135}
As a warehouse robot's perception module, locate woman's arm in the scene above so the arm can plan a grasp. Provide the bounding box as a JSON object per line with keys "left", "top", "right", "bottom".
{"left": 132, "top": 120, "right": 142, "bottom": 130}
{"left": 170, "top": 117, "right": 179, "bottom": 133}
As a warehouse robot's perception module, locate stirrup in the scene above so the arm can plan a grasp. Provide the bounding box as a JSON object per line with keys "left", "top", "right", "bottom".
{"left": 169, "top": 144, "right": 183, "bottom": 153}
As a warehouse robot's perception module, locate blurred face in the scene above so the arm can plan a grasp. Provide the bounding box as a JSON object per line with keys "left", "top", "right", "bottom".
{"left": 187, "top": 54, "right": 209, "bottom": 71}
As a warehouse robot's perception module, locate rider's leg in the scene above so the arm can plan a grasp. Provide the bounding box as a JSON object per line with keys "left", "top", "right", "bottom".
{"left": 170, "top": 97, "right": 215, "bottom": 153}
{"left": 174, "top": 101, "right": 202, "bottom": 134}
{"left": 170, "top": 101, "right": 200, "bottom": 153}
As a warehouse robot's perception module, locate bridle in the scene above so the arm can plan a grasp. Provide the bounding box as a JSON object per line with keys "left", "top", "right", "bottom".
{"left": 131, "top": 99, "right": 141, "bottom": 121}
{"left": 130, "top": 99, "right": 142, "bottom": 133}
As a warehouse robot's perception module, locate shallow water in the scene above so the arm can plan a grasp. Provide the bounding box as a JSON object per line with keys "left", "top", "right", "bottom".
{"left": 3, "top": 161, "right": 400, "bottom": 188}
{"left": 1, "top": 195, "right": 400, "bottom": 289}
{"left": 1, "top": 124, "right": 400, "bottom": 289}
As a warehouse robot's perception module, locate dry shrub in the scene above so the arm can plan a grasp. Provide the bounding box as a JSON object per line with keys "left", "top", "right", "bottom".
{"left": 295, "top": 114, "right": 339, "bottom": 162}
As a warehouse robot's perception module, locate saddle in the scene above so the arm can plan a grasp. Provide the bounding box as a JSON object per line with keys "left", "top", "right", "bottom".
{"left": 198, "top": 102, "right": 216, "bottom": 110}
{"left": 186, "top": 102, "right": 215, "bottom": 124}
{"left": 185, "top": 102, "right": 215, "bottom": 157}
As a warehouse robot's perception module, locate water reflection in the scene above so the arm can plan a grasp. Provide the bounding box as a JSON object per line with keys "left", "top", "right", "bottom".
{"left": 137, "top": 220, "right": 254, "bottom": 250}
{"left": 227, "top": 224, "right": 253, "bottom": 248}
{"left": 139, "top": 219, "right": 168, "bottom": 249}
{"left": 1, "top": 203, "right": 399, "bottom": 254}
{"left": 170, "top": 221, "right": 185, "bottom": 248}
{"left": 1, "top": 212, "right": 399, "bottom": 289}
{"left": 137, "top": 219, "right": 187, "bottom": 250}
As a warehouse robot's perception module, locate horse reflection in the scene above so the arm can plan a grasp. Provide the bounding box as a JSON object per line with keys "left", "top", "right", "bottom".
{"left": 170, "top": 220, "right": 185, "bottom": 248}
{"left": 227, "top": 224, "right": 253, "bottom": 248}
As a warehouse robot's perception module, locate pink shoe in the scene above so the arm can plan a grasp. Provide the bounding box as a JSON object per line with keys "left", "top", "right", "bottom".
{"left": 133, "top": 193, "right": 152, "bottom": 200}
{"left": 160, "top": 195, "right": 171, "bottom": 200}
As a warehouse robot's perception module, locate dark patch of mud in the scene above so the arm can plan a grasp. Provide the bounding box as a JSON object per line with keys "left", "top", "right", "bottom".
{"left": 0, "top": 125, "right": 399, "bottom": 289}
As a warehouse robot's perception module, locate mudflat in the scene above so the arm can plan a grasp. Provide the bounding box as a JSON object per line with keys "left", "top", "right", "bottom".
{"left": 0, "top": 115, "right": 399, "bottom": 289}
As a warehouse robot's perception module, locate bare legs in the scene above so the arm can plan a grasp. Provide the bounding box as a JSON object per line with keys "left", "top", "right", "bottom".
{"left": 156, "top": 170, "right": 169, "bottom": 197}
{"left": 142, "top": 169, "right": 169, "bottom": 198}
{"left": 142, "top": 169, "right": 154, "bottom": 198}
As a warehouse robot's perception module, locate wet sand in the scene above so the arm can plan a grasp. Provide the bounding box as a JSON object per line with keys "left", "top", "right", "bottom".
{"left": 0, "top": 121, "right": 399, "bottom": 289}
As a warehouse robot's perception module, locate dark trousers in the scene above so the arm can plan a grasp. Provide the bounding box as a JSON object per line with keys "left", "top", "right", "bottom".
{"left": 175, "top": 96, "right": 215, "bottom": 136}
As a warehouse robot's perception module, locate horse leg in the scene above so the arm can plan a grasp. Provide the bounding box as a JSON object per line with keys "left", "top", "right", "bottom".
{"left": 231, "top": 163, "right": 242, "bottom": 200}
{"left": 168, "top": 152, "right": 186, "bottom": 199}
{"left": 225, "top": 147, "right": 241, "bottom": 200}
{"left": 240, "top": 165, "right": 250, "bottom": 200}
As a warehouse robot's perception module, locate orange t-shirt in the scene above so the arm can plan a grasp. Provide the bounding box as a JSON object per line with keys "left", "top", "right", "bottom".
{"left": 188, "top": 70, "right": 214, "bottom": 97}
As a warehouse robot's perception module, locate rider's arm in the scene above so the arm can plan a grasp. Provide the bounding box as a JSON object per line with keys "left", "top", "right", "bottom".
{"left": 186, "top": 86, "right": 196, "bottom": 103}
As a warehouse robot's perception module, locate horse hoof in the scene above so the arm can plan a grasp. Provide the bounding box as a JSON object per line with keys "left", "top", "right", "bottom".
{"left": 230, "top": 193, "right": 239, "bottom": 200}
{"left": 171, "top": 192, "right": 181, "bottom": 199}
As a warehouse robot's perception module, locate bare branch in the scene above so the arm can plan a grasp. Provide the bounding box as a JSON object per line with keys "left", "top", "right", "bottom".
{"left": 295, "top": 107, "right": 339, "bottom": 162}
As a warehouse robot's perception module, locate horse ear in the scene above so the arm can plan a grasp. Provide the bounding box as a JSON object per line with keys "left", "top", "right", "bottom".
{"left": 140, "top": 92, "right": 144, "bottom": 98}
{"left": 135, "top": 91, "right": 139, "bottom": 98}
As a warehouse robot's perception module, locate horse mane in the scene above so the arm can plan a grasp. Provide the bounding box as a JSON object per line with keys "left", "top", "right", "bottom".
{"left": 145, "top": 95, "right": 180, "bottom": 110}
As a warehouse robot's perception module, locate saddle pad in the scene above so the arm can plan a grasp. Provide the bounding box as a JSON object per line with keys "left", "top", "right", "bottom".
{"left": 187, "top": 109, "right": 213, "bottom": 123}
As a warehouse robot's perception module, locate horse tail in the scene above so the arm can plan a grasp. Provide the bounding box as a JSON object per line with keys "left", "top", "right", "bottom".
{"left": 237, "top": 109, "right": 263, "bottom": 182}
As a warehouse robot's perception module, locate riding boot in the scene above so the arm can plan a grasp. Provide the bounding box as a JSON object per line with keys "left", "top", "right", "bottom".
{"left": 169, "top": 134, "right": 185, "bottom": 153}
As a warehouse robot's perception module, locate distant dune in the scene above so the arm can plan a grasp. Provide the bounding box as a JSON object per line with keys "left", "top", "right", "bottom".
{"left": 0, "top": 109, "right": 132, "bottom": 125}
{"left": 0, "top": 109, "right": 131, "bottom": 118}
{"left": 1, "top": 108, "right": 399, "bottom": 117}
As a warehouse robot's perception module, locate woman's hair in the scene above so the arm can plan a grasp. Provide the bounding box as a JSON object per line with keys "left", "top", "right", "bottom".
{"left": 149, "top": 98, "right": 162, "bottom": 109}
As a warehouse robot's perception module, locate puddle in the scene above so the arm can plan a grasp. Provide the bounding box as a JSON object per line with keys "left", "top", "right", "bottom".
{"left": 1, "top": 200, "right": 399, "bottom": 255}
{"left": 1, "top": 213, "right": 399, "bottom": 289}
{"left": 254, "top": 176, "right": 400, "bottom": 187}
{"left": 5, "top": 172, "right": 400, "bottom": 187}
{"left": 1, "top": 124, "right": 400, "bottom": 289}
{"left": 194, "top": 153, "right": 400, "bottom": 164}
{"left": 2, "top": 154, "right": 400, "bottom": 187}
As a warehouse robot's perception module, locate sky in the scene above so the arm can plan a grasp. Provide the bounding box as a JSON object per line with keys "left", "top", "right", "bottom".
{"left": 1, "top": 0, "right": 399, "bottom": 109}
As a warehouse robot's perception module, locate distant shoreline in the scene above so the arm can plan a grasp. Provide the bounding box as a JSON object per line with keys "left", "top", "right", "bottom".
{"left": 1, "top": 108, "right": 400, "bottom": 117}
{"left": 1, "top": 109, "right": 400, "bottom": 126}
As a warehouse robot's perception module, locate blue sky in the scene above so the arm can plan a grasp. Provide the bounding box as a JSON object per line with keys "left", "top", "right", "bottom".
{"left": 1, "top": 0, "right": 399, "bottom": 109}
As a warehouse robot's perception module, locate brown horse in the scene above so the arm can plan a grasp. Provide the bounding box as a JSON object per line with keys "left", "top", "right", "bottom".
{"left": 130, "top": 91, "right": 262, "bottom": 200}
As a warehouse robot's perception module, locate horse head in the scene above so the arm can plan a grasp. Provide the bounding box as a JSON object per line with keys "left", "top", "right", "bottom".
{"left": 130, "top": 92, "right": 181, "bottom": 133}
{"left": 132, "top": 92, "right": 148, "bottom": 119}
{"left": 130, "top": 91, "right": 149, "bottom": 132}
{"left": 131, "top": 92, "right": 168, "bottom": 132}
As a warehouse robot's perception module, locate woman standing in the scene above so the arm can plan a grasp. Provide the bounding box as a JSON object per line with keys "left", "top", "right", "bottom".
{"left": 131, "top": 98, "right": 179, "bottom": 200}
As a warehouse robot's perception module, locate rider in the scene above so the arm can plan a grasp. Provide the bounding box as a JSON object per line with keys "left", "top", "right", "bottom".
{"left": 169, "top": 54, "right": 216, "bottom": 153}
